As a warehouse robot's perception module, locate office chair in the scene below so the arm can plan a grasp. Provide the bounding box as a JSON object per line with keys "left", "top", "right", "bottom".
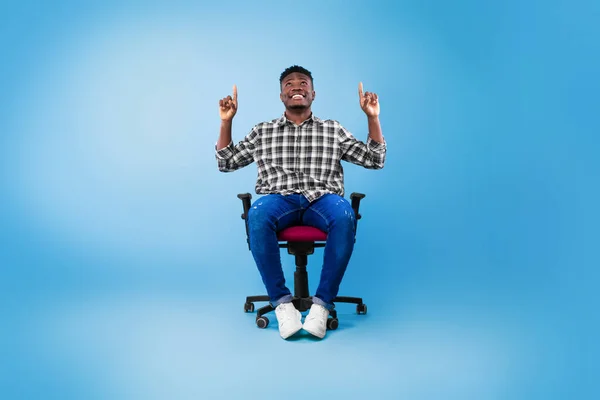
{"left": 237, "top": 192, "right": 368, "bottom": 330}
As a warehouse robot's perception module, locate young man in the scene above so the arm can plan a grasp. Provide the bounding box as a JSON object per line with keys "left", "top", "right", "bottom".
{"left": 215, "top": 65, "right": 386, "bottom": 339}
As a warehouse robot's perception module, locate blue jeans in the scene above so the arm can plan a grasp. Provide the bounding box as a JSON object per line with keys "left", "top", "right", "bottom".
{"left": 247, "top": 193, "right": 356, "bottom": 310}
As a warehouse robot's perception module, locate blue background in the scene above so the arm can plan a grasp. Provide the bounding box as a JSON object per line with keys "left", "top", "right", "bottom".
{"left": 1, "top": 0, "right": 597, "bottom": 399}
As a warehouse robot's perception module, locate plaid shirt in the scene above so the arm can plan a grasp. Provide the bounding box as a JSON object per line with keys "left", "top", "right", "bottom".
{"left": 216, "top": 113, "right": 386, "bottom": 202}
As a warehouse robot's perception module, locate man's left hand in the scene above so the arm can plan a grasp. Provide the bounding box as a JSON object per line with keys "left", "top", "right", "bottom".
{"left": 358, "top": 82, "right": 380, "bottom": 117}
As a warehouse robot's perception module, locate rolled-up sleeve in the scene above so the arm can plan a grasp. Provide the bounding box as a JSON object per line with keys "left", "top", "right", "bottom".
{"left": 338, "top": 125, "right": 386, "bottom": 169}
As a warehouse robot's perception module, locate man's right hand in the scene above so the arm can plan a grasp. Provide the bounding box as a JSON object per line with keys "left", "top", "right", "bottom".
{"left": 219, "top": 85, "right": 238, "bottom": 121}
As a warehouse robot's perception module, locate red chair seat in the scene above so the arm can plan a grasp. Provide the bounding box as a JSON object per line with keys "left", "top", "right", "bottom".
{"left": 277, "top": 226, "right": 327, "bottom": 242}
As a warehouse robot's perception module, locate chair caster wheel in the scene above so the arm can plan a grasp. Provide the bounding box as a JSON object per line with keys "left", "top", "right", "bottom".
{"left": 256, "top": 316, "right": 269, "bottom": 329}
{"left": 357, "top": 304, "right": 367, "bottom": 315}
{"left": 244, "top": 302, "right": 255, "bottom": 313}
{"left": 326, "top": 318, "right": 339, "bottom": 330}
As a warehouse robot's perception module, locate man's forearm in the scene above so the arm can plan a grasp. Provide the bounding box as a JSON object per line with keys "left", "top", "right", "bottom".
{"left": 217, "top": 119, "right": 233, "bottom": 150}
{"left": 367, "top": 116, "right": 384, "bottom": 143}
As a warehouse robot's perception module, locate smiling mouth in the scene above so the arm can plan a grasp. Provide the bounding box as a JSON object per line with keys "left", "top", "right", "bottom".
{"left": 291, "top": 94, "right": 305, "bottom": 100}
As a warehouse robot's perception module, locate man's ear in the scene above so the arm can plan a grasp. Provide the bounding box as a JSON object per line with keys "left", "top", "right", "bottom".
{"left": 280, "top": 92, "right": 284, "bottom": 102}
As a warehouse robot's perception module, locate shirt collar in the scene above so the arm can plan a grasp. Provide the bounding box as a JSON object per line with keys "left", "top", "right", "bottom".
{"left": 274, "top": 113, "right": 321, "bottom": 127}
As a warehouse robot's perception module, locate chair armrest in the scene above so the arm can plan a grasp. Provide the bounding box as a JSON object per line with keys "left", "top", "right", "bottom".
{"left": 350, "top": 192, "right": 366, "bottom": 220}
{"left": 237, "top": 193, "right": 252, "bottom": 249}
{"left": 237, "top": 193, "right": 252, "bottom": 219}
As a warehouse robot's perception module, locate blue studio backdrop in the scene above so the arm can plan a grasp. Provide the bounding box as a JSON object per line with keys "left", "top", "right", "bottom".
{"left": 1, "top": 1, "right": 597, "bottom": 399}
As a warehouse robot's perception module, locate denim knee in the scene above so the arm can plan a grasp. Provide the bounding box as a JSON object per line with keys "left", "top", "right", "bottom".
{"left": 332, "top": 209, "right": 356, "bottom": 234}
{"left": 247, "top": 204, "right": 270, "bottom": 232}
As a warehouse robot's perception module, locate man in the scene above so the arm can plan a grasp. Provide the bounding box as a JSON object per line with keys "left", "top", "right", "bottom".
{"left": 215, "top": 65, "right": 386, "bottom": 339}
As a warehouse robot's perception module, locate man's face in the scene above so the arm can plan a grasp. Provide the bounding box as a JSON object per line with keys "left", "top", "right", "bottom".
{"left": 280, "top": 72, "right": 315, "bottom": 110}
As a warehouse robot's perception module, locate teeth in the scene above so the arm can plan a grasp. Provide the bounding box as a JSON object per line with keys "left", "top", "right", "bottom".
{"left": 292, "top": 95, "right": 303, "bottom": 99}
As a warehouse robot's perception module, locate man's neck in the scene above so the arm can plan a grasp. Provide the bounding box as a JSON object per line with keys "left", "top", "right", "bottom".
{"left": 284, "top": 109, "right": 312, "bottom": 125}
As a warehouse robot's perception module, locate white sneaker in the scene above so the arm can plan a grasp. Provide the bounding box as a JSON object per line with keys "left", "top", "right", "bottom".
{"left": 302, "top": 303, "right": 329, "bottom": 339}
{"left": 274, "top": 302, "right": 302, "bottom": 339}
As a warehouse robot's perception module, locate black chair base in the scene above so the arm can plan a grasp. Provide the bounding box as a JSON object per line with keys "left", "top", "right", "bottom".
{"left": 244, "top": 294, "right": 367, "bottom": 330}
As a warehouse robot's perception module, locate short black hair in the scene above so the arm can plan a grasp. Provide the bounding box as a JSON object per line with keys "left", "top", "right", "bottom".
{"left": 279, "top": 65, "right": 313, "bottom": 86}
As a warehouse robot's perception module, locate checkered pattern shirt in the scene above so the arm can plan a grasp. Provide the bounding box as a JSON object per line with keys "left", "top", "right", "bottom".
{"left": 215, "top": 113, "right": 386, "bottom": 202}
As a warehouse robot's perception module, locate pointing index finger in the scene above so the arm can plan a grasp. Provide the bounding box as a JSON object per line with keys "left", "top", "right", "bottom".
{"left": 232, "top": 84, "right": 238, "bottom": 103}
{"left": 358, "top": 82, "right": 364, "bottom": 99}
